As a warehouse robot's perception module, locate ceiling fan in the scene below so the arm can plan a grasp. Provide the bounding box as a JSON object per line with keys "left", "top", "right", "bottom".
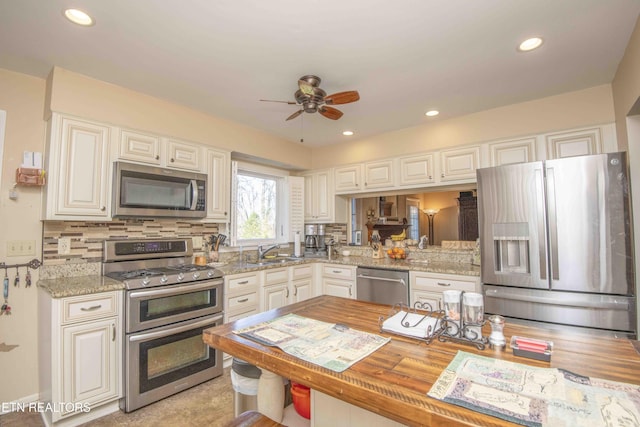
{"left": 260, "top": 75, "right": 360, "bottom": 121}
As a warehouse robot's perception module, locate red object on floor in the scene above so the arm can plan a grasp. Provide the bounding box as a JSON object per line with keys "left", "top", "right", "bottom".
{"left": 290, "top": 382, "right": 311, "bottom": 419}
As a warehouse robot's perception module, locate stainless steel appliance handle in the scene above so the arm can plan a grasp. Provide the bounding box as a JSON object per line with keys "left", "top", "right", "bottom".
{"left": 535, "top": 167, "right": 547, "bottom": 281}
{"left": 546, "top": 167, "right": 559, "bottom": 281}
{"left": 357, "top": 274, "right": 407, "bottom": 286}
{"left": 129, "top": 279, "right": 220, "bottom": 299}
{"left": 485, "top": 289, "right": 629, "bottom": 310}
{"left": 190, "top": 179, "right": 198, "bottom": 211}
{"left": 129, "top": 314, "right": 223, "bottom": 342}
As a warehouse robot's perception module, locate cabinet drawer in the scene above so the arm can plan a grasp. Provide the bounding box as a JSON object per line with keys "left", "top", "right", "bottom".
{"left": 62, "top": 291, "right": 120, "bottom": 324}
{"left": 264, "top": 267, "right": 288, "bottom": 285}
{"left": 226, "top": 292, "right": 258, "bottom": 315}
{"left": 410, "top": 273, "right": 477, "bottom": 293}
{"left": 322, "top": 265, "right": 355, "bottom": 280}
{"left": 291, "top": 264, "right": 313, "bottom": 280}
{"left": 226, "top": 273, "right": 259, "bottom": 295}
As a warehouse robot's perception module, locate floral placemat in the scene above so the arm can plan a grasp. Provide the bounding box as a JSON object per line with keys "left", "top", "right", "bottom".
{"left": 428, "top": 350, "right": 640, "bottom": 426}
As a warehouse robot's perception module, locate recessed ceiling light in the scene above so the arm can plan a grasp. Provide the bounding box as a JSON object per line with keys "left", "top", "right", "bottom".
{"left": 63, "top": 9, "right": 94, "bottom": 26}
{"left": 425, "top": 110, "right": 439, "bottom": 117}
{"left": 342, "top": 130, "right": 354, "bottom": 136}
{"left": 518, "top": 37, "right": 543, "bottom": 52}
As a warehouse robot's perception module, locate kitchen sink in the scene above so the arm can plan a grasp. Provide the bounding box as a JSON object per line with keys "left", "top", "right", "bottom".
{"left": 243, "top": 257, "right": 303, "bottom": 267}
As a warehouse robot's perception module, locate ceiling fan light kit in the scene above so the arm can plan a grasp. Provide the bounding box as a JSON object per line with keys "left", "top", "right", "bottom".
{"left": 262, "top": 75, "right": 360, "bottom": 121}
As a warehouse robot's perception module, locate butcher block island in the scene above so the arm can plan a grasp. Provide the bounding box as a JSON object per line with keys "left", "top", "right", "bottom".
{"left": 203, "top": 296, "right": 640, "bottom": 426}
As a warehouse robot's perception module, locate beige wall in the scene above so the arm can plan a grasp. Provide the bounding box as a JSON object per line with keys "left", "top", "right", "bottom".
{"left": 311, "top": 84, "right": 615, "bottom": 168}
{"left": 47, "top": 67, "right": 312, "bottom": 170}
{"left": 0, "top": 68, "right": 47, "bottom": 404}
{"left": 613, "top": 18, "right": 640, "bottom": 149}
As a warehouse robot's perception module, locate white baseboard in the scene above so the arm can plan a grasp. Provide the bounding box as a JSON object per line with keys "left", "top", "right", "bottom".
{"left": 0, "top": 393, "right": 39, "bottom": 414}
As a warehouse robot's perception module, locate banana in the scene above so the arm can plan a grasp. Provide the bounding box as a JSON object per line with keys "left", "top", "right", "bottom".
{"left": 390, "top": 229, "right": 406, "bottom": 241}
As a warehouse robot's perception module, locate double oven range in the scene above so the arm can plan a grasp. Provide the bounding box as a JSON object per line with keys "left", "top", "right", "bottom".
{"left": 103, "top": 238, "right": 224, "bottom": 412}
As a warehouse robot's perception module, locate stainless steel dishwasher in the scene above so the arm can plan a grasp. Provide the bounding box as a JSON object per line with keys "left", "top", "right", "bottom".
{"left": 356, "top": 267, "right": 409, "bottom": 305}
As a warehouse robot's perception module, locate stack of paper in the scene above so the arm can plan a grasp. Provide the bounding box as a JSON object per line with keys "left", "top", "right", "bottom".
{"left": 382, "top": 310, "right": 441, "bottom": 338}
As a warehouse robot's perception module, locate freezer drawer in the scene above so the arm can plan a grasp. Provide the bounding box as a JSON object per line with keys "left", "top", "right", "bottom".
{"left": 483, "top": 284, "right": 636, "bottom": 335}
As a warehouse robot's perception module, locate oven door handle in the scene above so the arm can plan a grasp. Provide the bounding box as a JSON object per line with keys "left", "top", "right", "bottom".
{"left": 129, "top": 314, "right": 223, "bottom": 342}
{"left": 128, "top": 279, "right": 221, "bottom": 299}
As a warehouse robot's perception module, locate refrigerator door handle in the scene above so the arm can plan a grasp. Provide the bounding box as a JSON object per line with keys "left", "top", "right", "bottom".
{"left": 546, "top": 167, "right": 560, "bottom": 281}
{"left": 485, "top": 289, "right": 629, "bottom": 310}
{"left": 535, "top": 167, "right": 547, "bottom": 281}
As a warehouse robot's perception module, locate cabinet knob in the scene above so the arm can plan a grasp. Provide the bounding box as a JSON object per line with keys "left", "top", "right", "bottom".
{"left": 364, "top": 182, "right": 367, "bottom": 186}
{"left": 155, "top": 155, "right": 160, "bottom": 160}
{"left": 224, "top": 212, "right": 227, "bottom": 216}
{"left": 101, "top": 206, "right": 106, "bottom": 211}
{"left": 429, "top": 175, "right": 432, "bottom": 180}
{"left": 441, "top": 173, "right": 445, "bottom": 178}
{"left": 170, "top": 158, "right": 175, "bottom": 163}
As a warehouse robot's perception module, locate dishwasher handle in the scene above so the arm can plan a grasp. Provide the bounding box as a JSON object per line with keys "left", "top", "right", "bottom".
{"left": 357, "top": 274, "right": 407, "bottom": 287}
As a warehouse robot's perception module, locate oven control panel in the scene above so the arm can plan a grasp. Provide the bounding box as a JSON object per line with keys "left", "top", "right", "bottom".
{"left": 116, "top": 240, "right": 186, "bottom": 255}
{"left": 104, "top": 238, "right": 193, "bottom": 262}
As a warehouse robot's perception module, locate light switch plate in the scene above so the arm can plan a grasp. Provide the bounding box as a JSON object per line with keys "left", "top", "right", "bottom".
{"left": 6, "top": 240, "right": 36, "bottom": 257}
{"left": 58, "top": 237, "right": 71, "bottom": 255}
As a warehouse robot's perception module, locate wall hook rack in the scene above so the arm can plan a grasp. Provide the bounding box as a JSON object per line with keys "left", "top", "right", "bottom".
{"left": 0, "top": 258, "right": 42, "bottom": 271}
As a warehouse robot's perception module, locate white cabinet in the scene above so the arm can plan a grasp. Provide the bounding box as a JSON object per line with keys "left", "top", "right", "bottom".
{"left": 301, "top": 169, "right": 347, "bottom": 224}
{"left": 544, "top": 127, "right": 604, "bottom": 159}
{"left": 439, "top": 145, "right": 481, "bottom": 182}
{"left": 363, "top": 159, "right": 394, "bottom": 190}
{"left": 313, "top": 390, "right": 404, "bottom": 427}
{"left": 262, "top": 268, "right": 290, "bottom": 311}
{"left": 116, "top": 128, "right": 203, "bottom": 171}
{"left": 334, "top": 164, "right": 362, "bottom": 193}
{"left": 334, "top": 161, "right": 395, "bottom": 194}
{"left": 44, "top": 114, "right": 112, "bottom": 220}
{"left": 290, "top": 264, "right": 315, "bottom": 304}
{"left": 409, "top": 271, "right": 479, "bottom": 309}
{"left": 488, "top": 137, "right": 536, "bottom": 166}
{"left": 398, "top": 153, "right": 435, "bottom": 186}
{"left": 206, "top": 148, "right": 231, "bottom": 221}
{"left": 225, "top": 271, "right": 260, "bottom": 322}
{"left": 39, "top": 290, "right": 122, "bottom": 424}
{"left": 321, "top": 264, "right": 356, "bottom": 299}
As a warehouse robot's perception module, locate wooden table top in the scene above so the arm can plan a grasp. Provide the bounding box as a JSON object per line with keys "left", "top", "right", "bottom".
{"left": 203, "top": 296, "right": 640, "bottom": 426}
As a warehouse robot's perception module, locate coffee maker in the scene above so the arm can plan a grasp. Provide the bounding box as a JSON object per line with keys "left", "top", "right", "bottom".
{"left": 304, "top": 224, "right": 327, "bottom": 258}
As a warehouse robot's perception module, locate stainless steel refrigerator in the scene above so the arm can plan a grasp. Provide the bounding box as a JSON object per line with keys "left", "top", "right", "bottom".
{"left": 477, "top": 152, "right": 636, "bottom": 338}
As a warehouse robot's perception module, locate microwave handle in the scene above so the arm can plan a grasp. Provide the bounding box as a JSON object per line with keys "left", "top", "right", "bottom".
{"left": 190, "top": 179, "right": 198, "bottom": 211}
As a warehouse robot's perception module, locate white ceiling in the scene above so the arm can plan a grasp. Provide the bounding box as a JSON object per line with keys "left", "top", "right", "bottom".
{"left": 1, "top": 1, "right": 639, "bottom": 147}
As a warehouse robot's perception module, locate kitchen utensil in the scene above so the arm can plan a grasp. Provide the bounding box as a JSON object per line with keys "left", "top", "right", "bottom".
{"left": 14, "top": 267, "right": 19, "bottom": 287}
{"left": 25, "top": 267, "right": 31, "bottom": 287}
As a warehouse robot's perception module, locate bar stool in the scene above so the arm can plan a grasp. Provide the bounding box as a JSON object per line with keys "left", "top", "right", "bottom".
{"left": 224, "top": 410, "right": 285, "bottom": 427}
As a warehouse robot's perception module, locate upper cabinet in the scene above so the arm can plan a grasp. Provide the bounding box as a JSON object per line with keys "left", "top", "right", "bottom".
{"left": 118, "top": 128, "right": 203, "bottom": 172}
{"left": 334, "top": 160, "right": 394, "bottom": 194}
{"left": 488, "top": 137, "right": 537, "bottom": 166}
{"left": 439, "top": 145, "right": 480, "bottom": 182}
{"left": 205, "top": 148, "right": 231, "bottom": 221}
{"left": 398, "top": 153, "right": 435, "bottom": 186}
{"left": 543, "top": 125, "right": 619, "bottom": 159}
{"left": 302, "top": 169, "right": 347, "bottom": 223}
{"left": 44, "top": 114, "right": 112, "bottom": 220}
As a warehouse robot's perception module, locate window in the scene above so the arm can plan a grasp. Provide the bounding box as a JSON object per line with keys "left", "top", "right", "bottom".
{"left": 231, "top": 161, "right": 289, "bottom": 246}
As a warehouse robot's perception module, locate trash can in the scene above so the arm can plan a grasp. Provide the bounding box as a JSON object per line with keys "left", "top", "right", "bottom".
{"left": 231, "top": 358, "right": 262, "bottom": 417}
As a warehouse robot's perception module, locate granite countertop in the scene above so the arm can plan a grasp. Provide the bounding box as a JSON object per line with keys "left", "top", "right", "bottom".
{"left": 38, "top": 255, "right": 479, "bottom": 298}
{"left": 38, "top": 275, "right": 125, "bottom": 298}
{"left": 218, "top": 255, "right": 480, "bottom": 277}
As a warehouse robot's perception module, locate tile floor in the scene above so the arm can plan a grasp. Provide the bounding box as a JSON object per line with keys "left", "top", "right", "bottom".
{"left": 0, "top": 368, "right": 235, "bottom": 427}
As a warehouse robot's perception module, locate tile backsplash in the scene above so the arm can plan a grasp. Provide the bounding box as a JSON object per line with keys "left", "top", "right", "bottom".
{"left": 42, "top": 219, "right": 220, "bottom": 265}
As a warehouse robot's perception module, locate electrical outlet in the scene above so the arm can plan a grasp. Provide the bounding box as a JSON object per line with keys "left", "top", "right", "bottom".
{"left": 6, "top": 240, "right": 36, "bottom": 257}
{"left": 192, "top": 236, "right": 203, "bottom": 249}
{"left": 58, "top": 237, "right": 71, "bottom": 255}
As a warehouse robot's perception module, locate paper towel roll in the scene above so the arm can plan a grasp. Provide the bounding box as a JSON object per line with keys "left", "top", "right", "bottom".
{"left": 294, "top": 232, "right": 301, "bottom": 257}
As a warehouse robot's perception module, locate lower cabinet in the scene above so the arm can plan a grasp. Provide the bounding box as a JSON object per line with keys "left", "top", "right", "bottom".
{"left": 39, "top": 289, "right": 123, "bottom": 425}
{"left": 262, "top": 268, "right": 290, "bottom": 311}
{"left": 320, "top": 264, "right": 356, "bottom": 299}
{"left": 312, "top": 390, "right": 404, "bottom": 426}
{"left": 409, "top": 271, "right": 480, "bottom": 310}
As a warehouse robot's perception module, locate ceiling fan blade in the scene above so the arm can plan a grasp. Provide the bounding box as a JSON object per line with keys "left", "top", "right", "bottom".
{"left": 324, "top": 91, "right": 360, "bottom": 105}
{"left": 286, "top": 110, "right": 304, "bottom": 121}
{"left": 260, "top": 99, "right": 297, "bottom": 105}
{"left": 319, "top": 106, "right": 344, "bottom": 120}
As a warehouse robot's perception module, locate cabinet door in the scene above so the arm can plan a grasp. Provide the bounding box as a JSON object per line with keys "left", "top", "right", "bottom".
{"left": 363, "top": 160, "right": 394, "bottom": 190}
{"left": 62, "top": 318, "right": 119, "bottom": 413}
{"left": 488, "top": 137, "right": 536, "bottom": 166}
{"left": 262, "top": 283, "right": 289, "bottom": 311}
{"left": 411, "top": 289, "right": 442, "bottom": 311}
{"left": 118, "top": 129, "right": 161, "bottom": 165}
{"left": 334, "top": 165, "right": 362, "bottom": 193}
{"left": 206, "top": 148, "right": 230, "bottom": 221}
{"left": 323, "top": 278, "right": 355, "bottom": 299}
{"left": 165, "top": 138, "right": 202, "bottom": 171}
{"left": 291, "top": 278, "right": 314, "bottom": 303}
{"left": 314, "top": 170, "right": 332, "bottom": 220}
{"left": 54, "top": 117, "right": 111, "bottom": 218}
{"left": 399, "top": 153, "right": 435, "bottom": 185}
{"left": 545, "top": 127, "right": 602, "bottom": 159}
{"left": 439, "top": 146, "right": 480, "bottom": 182}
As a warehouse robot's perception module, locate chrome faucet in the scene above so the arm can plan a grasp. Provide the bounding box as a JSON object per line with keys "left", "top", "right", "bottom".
{"left": 257, "top": 244, "right": 280, "bottom": 260}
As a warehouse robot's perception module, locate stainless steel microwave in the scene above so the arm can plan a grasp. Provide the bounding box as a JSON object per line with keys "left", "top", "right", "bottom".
{"left": 112, "top": 162, "right": 207, "bottom": 218}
